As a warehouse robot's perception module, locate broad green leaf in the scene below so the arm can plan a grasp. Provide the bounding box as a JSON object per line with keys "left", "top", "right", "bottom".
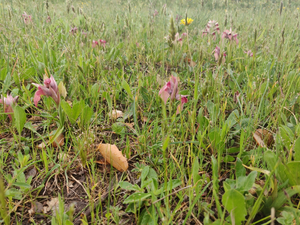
{"left": 225, "top": 109, "right": 239, "bottom": 129}
{"left": 222, "top": 189, "right": 247, "bottom": 225}
{"left": 192, "top": 157, "right": 201, "bottom": 186}
{"left": 103, "top": 92, "right": 112, "bottom": 110}
{"left": 286, "top": 162, "right": 300, "bottom": 186}
{"left": 141, "top": 166, "right": 150, "bottom": 182}
{"left": 61, "top": 100, "right": 72, "bottom": 120}
{"left": 264, "top": 150, "right": 288, "bottom": 184}
{"left": 81, "top": 105, "right": 93, "bottom": 128}
{"left": 3, "top": 72, "right": 12, "bottom": 93}
{"left": 162, "top": 136, "right": 170, "bottom": 151}
{"left": 24, "top": 122, "right": 42, "bottom": 137}
{"left": 139, "top": 206, "right": 157, "bottom": 225}
{"left": 122, "top": 80, "right": 133, "bottom": 99}
{"left": 271, "top": 185, "right": 300, "bottom": 209}
{"left": 13, "top": 105, "right": 26, "bottom": 135}
{"left": 61, "top": 100, "right": 83, "bottom": 124}
{"left": 123, "top": 193, "right": 151, "bottom": 204}
{"left": 236, "top": 158, "right": 246, "bottom": 178}
{"left": 147, "top": 168, "right": 158, "bottom": 181}
{"left": 294, "top": 137, "right": 300, "bottom": 161}
{"left": 13, "top": 182, "right": 31, "bottom": 189}
{"left": 236, "top": 171, "right": 257, "bottom": 192}
{"left": 119, "top": 181, "right": 140, "bottom": 191}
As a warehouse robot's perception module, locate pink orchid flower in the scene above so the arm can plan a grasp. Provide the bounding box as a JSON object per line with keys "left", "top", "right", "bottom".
{"left": 99, "top": 39, "right": 106, "bottom": 47}
{"left": 22, "top": 12, "right": 32, "bottom": 24}
{"left": 222, "top": 28, "right": 238, "bottom": 44}
{"left": 69, "top": 27, "right": 78, "bottom": 35}
{"left": 46, "top": 16, "right": 51, "bottom": 23}
{"left": 32, "top": 75, "right": 60, "bottom": 107}
{"left": 244, "top": 50, "right": 253, "bottom": 57}
{"left": 174, "top": 33, "right": 187, "bottom": 46}
{"left": 159, "top": 76, "right": 188, "bottom": 114}
{"left": 176, "top": 96, "right": 188, "bottom": 114}
{"left": 0, "top": 94, "right": 18, "bottom": 120}
{"left": 153, "top": 10, "right": 158, "bottom": 17}
{"left": 202, "top": 20, "right": 220, "bottom": 40}
{"left": 92, "top": 40, "right": 99, "bottom": 48}
{"left": 214, "top": 46, "right": 226, "bottom": 63}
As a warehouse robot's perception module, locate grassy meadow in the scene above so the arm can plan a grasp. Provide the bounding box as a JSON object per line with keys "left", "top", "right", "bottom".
{"left": 1, "top": 0, "right": 300, "bottom": 224}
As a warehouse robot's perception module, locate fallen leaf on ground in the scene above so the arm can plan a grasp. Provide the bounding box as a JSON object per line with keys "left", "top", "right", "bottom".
{"left": 110, "top": 110, "right": 124, "bottom": 119}
{"left": 45, "top": 197, "right": 59, "bottom": 214}
{"left": 51, "top": 133, "right": 64, "bottom": 148}
{"left": 28, "top": 116, "right": 43, "bottom": 122}
{"left": 124, "top": 123, "right": 135, "bottom": 129}
{"left": 37, "top": 133, "right": 64, "bottom": 149}
{"left": 98, "top": 143, "right": 128, "bottom": 172}
{"left": 28, "top": 201, "right": 43, "bottom": 216}
{"left": 37, "top": 142, "right": 46, "bottom": 149}
{"left": 26, "top": 167, "right": 37, "bottom": 179}
{"left": 253, "top": 129, "right": 274, "bottom": 148}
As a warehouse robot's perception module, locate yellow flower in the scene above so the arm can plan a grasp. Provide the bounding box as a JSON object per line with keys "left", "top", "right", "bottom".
{"left": 180, "top": 18, "right": 194, "bottom": 25}
{"left": 297, "top": 7, "right": 299, "bottom": 10}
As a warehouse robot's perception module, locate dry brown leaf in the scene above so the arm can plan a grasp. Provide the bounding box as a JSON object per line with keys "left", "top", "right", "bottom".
{"left": 26, "top": 167, "right": 37, "bottom": 179}
{"left": 29, "top": 201, "right": 43, "bottom": 216}
{"left": 124, "top": 123, "right": 135, "bottom": 129}
{"left": 98, "top": 143, "right": 128, "bottom": 172}
{"left": 52, "top": 133, "right": 64, "bottom": 148}
{"left": 189, "top": 60, "right": 197, "bottom": 67}
{"left": 45, "top": 197, "right": 59, "bottom": 214}
{"left": 110, "top": 110, "right": 124, "bottom": 120}
{"left": 37, "top": 142, "right": 46, "bottom": 149}
{"left": 67, "top": 100, "right": 73, "bottom": 107}
{"left": 253, "top": 129, "right": 274, "bottom": 148}
{"left": 28, "top": 116, "right": 43, "bottom": 122}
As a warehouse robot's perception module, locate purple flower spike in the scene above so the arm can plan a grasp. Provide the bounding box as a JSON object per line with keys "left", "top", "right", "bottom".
{"left": 0, "top": 94, "right": 19, "bottom": 120}
{"left": 99, "top": 39, "right": 106, "bottom": 47}
{"left": 69, "top": 27, "right": 78, "bottom": 35}
{"left": 159, "top": 75, "right": 179, "bottom": 104}
{"left": 244, "top": 50, "right": 253, "bottom": 57}
{"left": 222, "top": 28, "right": 239, "bottom": 45}
{"left": 159, "top": 76, "right": 188, "bottom": 114}
{"left": 22, "top": 12, "right": 32, "bottom": 24}
{"left": 176, "top": 96, "right": 188, "bottom": 114}
{"left": 92, "top": 40, "right": 99, "bottom": 48}
{"left": 202, "top": 20, "right": 219, "bottom": 38}
{"left": 32, "top": 75, "right": 60, "bottom": 107}
{"left": 214, "top": 46, "right": 226, "bottom": 63}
